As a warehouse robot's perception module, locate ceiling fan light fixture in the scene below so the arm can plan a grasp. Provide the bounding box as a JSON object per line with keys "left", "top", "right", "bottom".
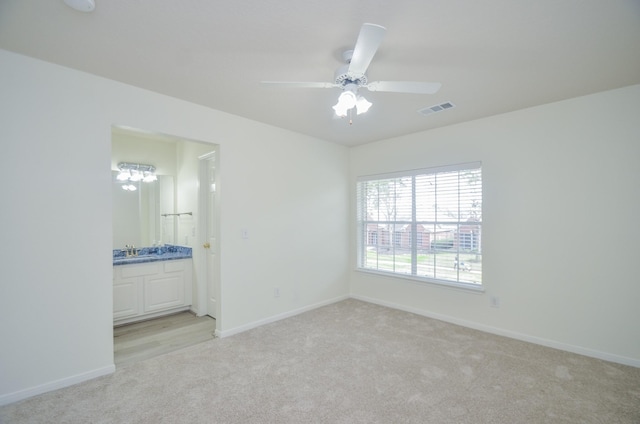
{"left": 333, "top": 86, "right": 372, "bottom": 117}
{"left": 262, "top": 23, "right": 441, "bottom": 123}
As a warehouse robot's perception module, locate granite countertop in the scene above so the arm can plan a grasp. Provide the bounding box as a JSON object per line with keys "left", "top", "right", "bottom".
{"left": 113, "top": 245, "right": 192, "bottom": 266}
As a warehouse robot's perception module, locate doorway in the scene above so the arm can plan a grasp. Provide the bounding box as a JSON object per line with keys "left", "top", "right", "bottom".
{"left": 111, "top": 126, "right": 221, "bottom": 351}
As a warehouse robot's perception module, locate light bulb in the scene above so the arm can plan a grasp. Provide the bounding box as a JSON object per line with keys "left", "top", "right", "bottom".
{"left": 116, "top": 170, "right": 130, "bottom": 181}
{"left": 339, "top": 91, "right": 357, "bottom": 109}
{"left": 355, "top": 96, "right": 372, "bottom": 114}
{"left": 129, "top": 170, "right": 143, "bottom": 182}
{"left": 143, "top": 172, "right": 157, "bottom": 183}
{"left": 333, "top": 90, "right": 358, "bottom": 117}
{"left": 332, "top": 103, "right": 349, "bottom": 117}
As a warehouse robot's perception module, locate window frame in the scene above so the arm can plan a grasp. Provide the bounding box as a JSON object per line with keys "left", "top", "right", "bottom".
{"left": 356, "top": 162, "right": 483, "bottom": 291}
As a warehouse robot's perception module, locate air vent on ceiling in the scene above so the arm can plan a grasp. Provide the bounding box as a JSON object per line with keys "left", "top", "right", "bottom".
{"left": 418, "top": 101, "right": 455, "bottom": 116}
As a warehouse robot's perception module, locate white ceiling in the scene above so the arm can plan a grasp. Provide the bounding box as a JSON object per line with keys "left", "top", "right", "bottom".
{"left": 1, "top": 0, "right": 639, "bottom": 146}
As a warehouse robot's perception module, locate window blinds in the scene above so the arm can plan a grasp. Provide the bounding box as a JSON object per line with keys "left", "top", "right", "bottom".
{"left": 356, "top": 162, "right": 482, "bottom": 286}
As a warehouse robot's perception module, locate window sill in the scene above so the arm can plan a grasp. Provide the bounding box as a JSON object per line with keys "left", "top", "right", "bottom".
{"left": 354, "top": 268, "right": 485, "bottom": 293}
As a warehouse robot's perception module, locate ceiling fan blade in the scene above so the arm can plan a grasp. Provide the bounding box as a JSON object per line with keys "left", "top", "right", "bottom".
{"left": 261, "top": 81, "right": 338, "bottom": 89}
{"left": 347, "top": 23, "right": 386, "bottom": 79}
{"left": 365, "top": 81, "right": 442, "bottom": 94}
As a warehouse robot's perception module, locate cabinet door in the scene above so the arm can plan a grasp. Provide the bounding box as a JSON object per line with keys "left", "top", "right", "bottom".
{"left": 143, "top": 273, "right": 185, "bottom": 313}
{"left": 114, "top": 277, "right": 140, "bottom": 319}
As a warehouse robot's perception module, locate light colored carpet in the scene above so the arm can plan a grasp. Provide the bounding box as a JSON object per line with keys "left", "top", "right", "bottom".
{"left": 2, "top": 299, "right": 639, "bottom": 423}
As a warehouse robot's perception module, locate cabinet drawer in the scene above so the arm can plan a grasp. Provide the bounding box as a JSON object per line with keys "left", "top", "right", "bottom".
{"left": 121, "top": 263, "right": 159, "bottom": 278}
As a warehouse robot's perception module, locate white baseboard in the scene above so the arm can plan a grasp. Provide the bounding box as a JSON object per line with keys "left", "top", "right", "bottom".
{"left": 114, "top": 306, "right": 191, "bottom": 326}
{"left": 217, "top": 294, "right": 350, "bottom": 339}
{"left": 350, "top": 294, "right": 640, "bottom": 368}
{"left": 0, "top": 364, "right": 115, "bottom": 407}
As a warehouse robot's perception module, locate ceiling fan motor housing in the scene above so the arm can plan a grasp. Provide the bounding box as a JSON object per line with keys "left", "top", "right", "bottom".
{"left": 334, "top": 63, "right": 367, "bottom": 88}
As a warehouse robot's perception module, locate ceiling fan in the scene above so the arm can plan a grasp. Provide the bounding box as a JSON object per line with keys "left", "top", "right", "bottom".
{"left": 262, "top": 23, "right": 441, "bottom": 118}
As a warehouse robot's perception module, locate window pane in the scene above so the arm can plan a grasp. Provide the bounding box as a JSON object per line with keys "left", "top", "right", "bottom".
{"left": 457, "top": 252, "right": 482, "bottom": 284}
{"left": 366, "top": 178, "right": 397, "bottom": 221}
{"left": 416, "top": 250, "right": 435, "bottom": 278}
{"left": 395, "top": 177, "right": 413, "bottom": 222}
{"left": 435, "top": 171, "right": 460, "bottom": 222}
{"left": 416, "top": 174, "right": 435, "bottom": 221}
{"left": 459, "top": 168, "right": 482, "bottom": 223}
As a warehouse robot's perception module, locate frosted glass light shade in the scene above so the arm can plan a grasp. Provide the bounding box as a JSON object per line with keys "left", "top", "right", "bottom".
{"left": 355, "top": 96, "right": 372, "bottom": 114}
{"left": 332, "top": 90, "right": 371, "bottom": 117}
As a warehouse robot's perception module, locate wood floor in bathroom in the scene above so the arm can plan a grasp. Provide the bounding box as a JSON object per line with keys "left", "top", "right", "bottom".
{"left": 114, "top": 312, "right": 216, "bottom": 367}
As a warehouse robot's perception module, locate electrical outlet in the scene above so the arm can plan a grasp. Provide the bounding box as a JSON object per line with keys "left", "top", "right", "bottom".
{"left": 274, "top": 287, "right": 280, "bottom": 298}
{"left": 490, "top": 296, "right": 500, "bottom": 308}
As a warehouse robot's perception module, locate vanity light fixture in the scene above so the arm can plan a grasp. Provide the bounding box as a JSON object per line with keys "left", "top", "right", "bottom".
{"left": 117, "top": 162, "right": 158, "bottom": 183}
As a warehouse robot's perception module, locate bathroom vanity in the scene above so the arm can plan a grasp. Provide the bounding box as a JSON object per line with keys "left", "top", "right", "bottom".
{"left": 113, "top": 245, "right": 193, "bottom": 325}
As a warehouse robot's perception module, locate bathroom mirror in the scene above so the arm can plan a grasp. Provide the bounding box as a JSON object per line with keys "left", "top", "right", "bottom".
{"left": 112, "top": 172, "right": 175, "bottom": 249}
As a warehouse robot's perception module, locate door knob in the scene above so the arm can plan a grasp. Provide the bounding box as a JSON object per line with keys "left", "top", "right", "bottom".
{"left": 203, "top": 242, "right": 211, "bottom": 249}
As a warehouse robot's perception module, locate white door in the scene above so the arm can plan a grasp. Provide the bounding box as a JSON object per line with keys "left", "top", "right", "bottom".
{"left": 199, "top": 151, "right": 219, "bottom": 319}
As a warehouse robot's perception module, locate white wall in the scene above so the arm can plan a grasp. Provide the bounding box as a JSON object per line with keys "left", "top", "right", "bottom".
{"left": 349, "top": 84, "right": 640, "bottom": 366}
{"left": 218, "top": 125, "right": 351, "bottom": 331}
{"left": 0, "top": 49, "right": 350, "bottom": 404}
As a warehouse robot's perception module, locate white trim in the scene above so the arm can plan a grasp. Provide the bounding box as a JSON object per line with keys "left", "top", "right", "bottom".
{"left": 113, "top": 306, "right": 191, "bottom": 326}
{"left": 216, "top": 295, "right": 350, "bottom": 338}
{"left": 0, "top": 365, "right": 115, "bottom": 406}
{"left": 357, "top": 161, "right": 482, "bottom": 182}
{"left": 350, "top": 294, "right": 640, "bottom": 368}
{"left": 196, "top": 155, "right": 209, "bottom": 316}
{"left": 355, "top": 268, "right": 485, "bottom": 293}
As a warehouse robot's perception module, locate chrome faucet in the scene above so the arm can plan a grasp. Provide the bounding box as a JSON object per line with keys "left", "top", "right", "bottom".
{"left": 123, "top": 245, "right": 138, "bottom": 257}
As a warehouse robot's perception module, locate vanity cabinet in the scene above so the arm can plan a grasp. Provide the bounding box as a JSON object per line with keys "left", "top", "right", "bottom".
{"left": 113, "top": 259, "right": 192, "bottom": 325}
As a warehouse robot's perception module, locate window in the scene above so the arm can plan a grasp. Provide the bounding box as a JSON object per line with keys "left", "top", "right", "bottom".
{"left": 356, "top": 162, "right": 482, "bottom": 288}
